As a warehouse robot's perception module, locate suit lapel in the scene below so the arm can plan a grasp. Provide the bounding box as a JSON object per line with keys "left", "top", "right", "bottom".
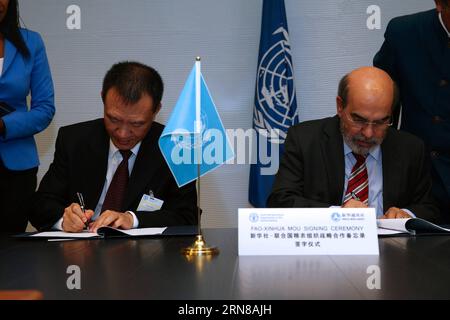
{"left": 321, "top": 116, "right": 345, "bottom": 204}
{"left": 381, "top": 130, "right": 401, "bottom": 211}
{"left": 83, "top": 122, "right": 109, "bottom": 210}
{"left": 123, "top": 124, "right": 162, "bottom": 210}
{"left": 422, "top": 10, "right": 450, "bottom": 78}
{"left": 2, "top": 39, "right": 18, "bottom": 76}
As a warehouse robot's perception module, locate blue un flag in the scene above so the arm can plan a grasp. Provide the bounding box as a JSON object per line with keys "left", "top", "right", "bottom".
{"left": 249, "top": 0, "right": 299, "bottom": 207}
{"left": 159, "top": 62, "right": 234, "bottom": 187}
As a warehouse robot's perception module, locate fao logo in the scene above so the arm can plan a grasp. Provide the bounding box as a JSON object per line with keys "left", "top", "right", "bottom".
{"left": 249, "top": 213, "right": 259, "bottom": 223}
{"left": 331, "top": 212, "right": 341, "bottom": 222}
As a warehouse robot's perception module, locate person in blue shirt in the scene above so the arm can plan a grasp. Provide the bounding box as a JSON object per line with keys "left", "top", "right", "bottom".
{"left": 0, "top": 0, "right": 55, "bottom": 232}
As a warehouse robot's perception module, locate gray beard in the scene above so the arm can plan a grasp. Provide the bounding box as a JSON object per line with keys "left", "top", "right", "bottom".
{"left": 339, "top": 121, "right": 383, "bottom": 156}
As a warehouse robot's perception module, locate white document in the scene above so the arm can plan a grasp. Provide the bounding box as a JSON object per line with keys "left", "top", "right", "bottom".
{"left": 377, "top": 218, "right": 450, "bottom": 236}
{"left": 31, "top": 231, "right": 98, "bottom": 238}
{"left": 115, "top": 227, "right": 166, "bottom": 236}
{"left": 239, "top": 208, "right": 379, "bottom": 255}
{"left": 30, "top": 227, "right": 167, "bottom": 238}
{"left": 377, "top": 228, "right": 406, "bottom": 236}
{"left": 377, "top": 218, "right": 410, "bottom": 235}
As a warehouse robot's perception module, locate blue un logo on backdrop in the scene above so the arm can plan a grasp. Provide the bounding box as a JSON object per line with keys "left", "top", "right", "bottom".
{"left": 254, "top": 27, "right": 299, "bottom": 144}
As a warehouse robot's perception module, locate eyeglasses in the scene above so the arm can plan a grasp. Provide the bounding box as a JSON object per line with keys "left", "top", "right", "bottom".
{"left": 342, "top": 111, "right": 393, "bottom": 130}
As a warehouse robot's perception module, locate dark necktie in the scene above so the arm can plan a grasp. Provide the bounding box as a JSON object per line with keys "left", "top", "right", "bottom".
{"left": 343, "top": 152, "right": 369, "bottom": 205}
{"left": 101, "top": 150, "right": 132, "bottom": 212}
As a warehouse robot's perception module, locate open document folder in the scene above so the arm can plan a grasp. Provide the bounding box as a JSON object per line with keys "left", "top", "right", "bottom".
{"left": 377, "top": 218, "right": 450, "bottom": 236}
{"left": 16, "top": 226, "right": 198, "bottom": 240}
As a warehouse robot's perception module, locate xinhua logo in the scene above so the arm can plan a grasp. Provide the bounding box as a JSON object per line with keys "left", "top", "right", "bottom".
{"left": 331, "top": 212, "right": 341, "bottom": 222}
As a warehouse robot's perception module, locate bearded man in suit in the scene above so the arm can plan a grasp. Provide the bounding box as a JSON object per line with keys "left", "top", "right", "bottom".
{"left": 268, "top": 66, "right": 439, "bottom": 222}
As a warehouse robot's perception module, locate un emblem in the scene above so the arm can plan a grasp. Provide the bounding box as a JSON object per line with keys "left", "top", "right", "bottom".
{"left": 254, "top": 27, "right": 299, "bottom": 143}
{"left": 171, "top": 111, "right": 211, "bottom": 149}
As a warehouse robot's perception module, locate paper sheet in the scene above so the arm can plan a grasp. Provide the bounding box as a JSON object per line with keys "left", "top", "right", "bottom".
{"left": 30, "top": 227, "right": 167, "bottom": 238}
{"left": 31, "top": 231, "right": 98, "bottom": 238}
{"left": 116, "top": 227, "right": 167, "bottom": 236}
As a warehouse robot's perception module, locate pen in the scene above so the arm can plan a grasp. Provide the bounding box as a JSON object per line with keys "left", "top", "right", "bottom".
{"left": 351, "top": 192, "right": 360, "bottom": 201}
{"left": 76, "top": 192, "right": 89, "bottom": 229}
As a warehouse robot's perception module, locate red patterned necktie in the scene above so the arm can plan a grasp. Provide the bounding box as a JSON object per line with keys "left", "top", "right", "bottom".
{"left": 343, "top": 152, "right": 368, "bottom": 205}
{"left": 101, "top": 150, "right": 132, "bottom": 212}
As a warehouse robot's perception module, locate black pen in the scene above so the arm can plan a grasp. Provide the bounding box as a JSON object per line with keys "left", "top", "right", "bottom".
{"left": 76, "top": 192, "right": 89, "bottom": 229}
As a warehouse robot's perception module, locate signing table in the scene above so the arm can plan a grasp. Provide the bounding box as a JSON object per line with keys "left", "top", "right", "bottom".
{"left": 1, "top": 229, "right": 450, "bottom": 299}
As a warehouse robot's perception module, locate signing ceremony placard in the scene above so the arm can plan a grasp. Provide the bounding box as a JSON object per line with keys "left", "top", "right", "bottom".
{"left": 238, "top": 208, "right": 379, "bottom": 255}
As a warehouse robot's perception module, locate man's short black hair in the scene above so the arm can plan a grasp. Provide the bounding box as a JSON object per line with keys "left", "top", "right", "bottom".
{"left": 102, "top": 61, "right": 164, "bottom": 111}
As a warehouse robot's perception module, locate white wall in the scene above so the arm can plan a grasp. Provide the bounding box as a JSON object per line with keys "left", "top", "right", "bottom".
{"left": 19, "top": 0, "right": 434, "bottom": 228}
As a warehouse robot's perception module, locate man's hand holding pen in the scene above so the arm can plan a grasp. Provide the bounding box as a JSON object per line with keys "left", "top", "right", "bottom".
{"left": 62, "top": 203, "right": 94, "bottom": 233}
{"left": 341, "top": 198, "right": 368, "bottom": 209}
{"left": 341, "top": 191, "right": 368, "bottom": 209}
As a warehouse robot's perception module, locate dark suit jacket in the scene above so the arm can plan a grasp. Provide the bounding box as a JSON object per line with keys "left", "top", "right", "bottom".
{"left": 267, "top": 116, "right": 439, "bottom": 222}
{"left": 30, "top": 119, "right": 198, "bottom": 231}
{"left": 373, "top": 9, "right": 450, "bottom": 216}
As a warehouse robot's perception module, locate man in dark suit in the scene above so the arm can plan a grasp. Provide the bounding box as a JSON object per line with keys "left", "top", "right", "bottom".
{"left": 373, "top": 0, "right": 450, "bottom": 222}
{"left": 30, "top": 61, "right": 197, "bottom": 232}
{"left": 268, "top": 67, "right": 439, "bottom": 222}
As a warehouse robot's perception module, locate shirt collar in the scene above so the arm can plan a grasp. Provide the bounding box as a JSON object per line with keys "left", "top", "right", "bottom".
{"left": 343, "top": 141, "right": 381, "bottom": 162}
{"left": 108, "top": 140, "right": 142, "bottom": 159}
{"left": 439, "top": 12, "right": 450, "bottom": 38}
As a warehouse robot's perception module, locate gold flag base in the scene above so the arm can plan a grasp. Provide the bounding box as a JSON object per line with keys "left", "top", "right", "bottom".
{"left": 182, "top": 234, "right": 219, "bottom": 256}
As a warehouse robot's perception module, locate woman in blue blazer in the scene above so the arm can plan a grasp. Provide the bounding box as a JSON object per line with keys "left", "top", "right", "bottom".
{"left": 0, "top": 0, "right": 55, "bottom": 232}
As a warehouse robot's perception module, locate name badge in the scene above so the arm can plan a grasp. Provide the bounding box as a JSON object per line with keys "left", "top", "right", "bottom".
{"left": 137, "top": 194, "right": 164, "bottom": 212}
{"left": 238, "top": 208, "right": 379, "bottom": 256}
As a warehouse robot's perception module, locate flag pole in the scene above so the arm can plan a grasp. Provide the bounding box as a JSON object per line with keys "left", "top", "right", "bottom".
{"left": 182, "top": 57, "right": 219, "bottom": 257}
{"left": 195, "top": 57, "right": 202, "bottom": 236}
